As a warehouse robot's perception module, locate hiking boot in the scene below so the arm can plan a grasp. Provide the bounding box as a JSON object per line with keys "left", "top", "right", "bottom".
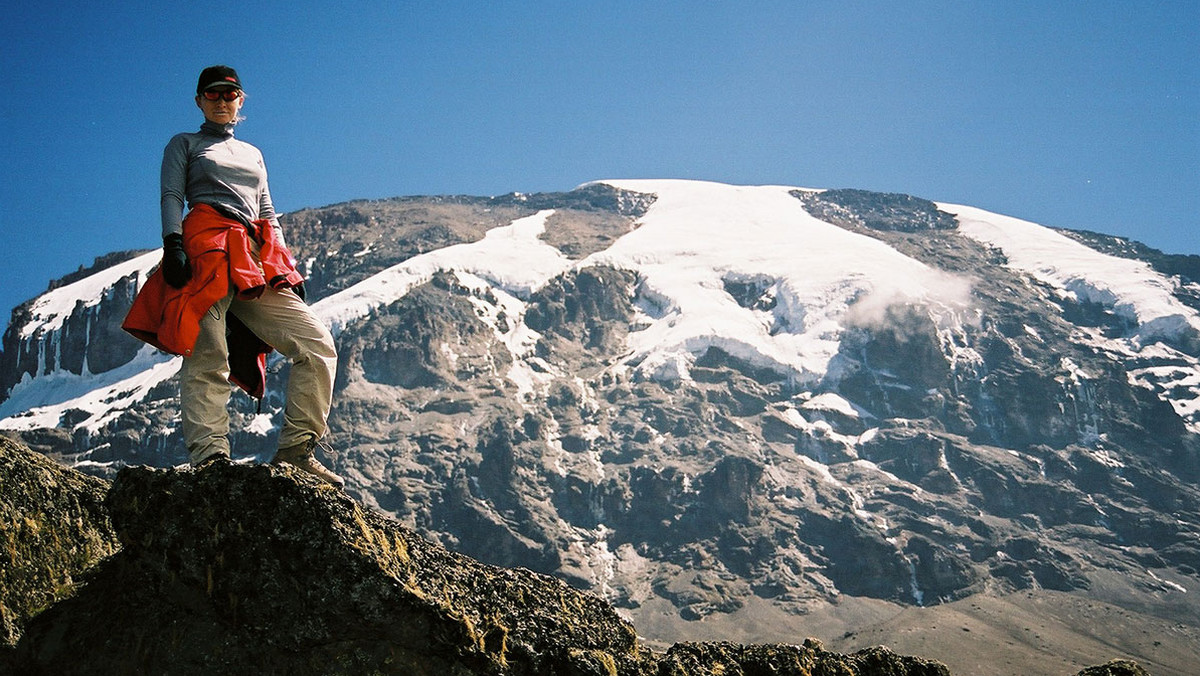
{"left": 192, "top": 450, "right": 231, "bottom": 470}
{"left": 271, "top": 438, "right": 345, "bottom": 489}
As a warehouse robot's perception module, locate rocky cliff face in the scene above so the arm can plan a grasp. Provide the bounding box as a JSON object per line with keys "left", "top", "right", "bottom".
{"left": 0, "top": 250, "right": 154, "bottom": 402}
{"left": 1, "top": 181, "right": 1197, "bottom": 672}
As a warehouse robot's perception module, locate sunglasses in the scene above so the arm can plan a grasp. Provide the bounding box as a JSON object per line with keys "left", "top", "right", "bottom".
{"left": 202, "top": 89, "right": 242, "bottom": 102}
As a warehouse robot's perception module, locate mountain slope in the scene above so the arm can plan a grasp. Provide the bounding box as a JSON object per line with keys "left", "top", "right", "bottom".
{"left": 0, "top": 180, "right": 1197, "bottom": 672}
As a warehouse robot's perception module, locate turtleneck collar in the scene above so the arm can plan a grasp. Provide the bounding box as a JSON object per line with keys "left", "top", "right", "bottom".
{"left": 200, "top": 120, "right": 236, "bottom": 138}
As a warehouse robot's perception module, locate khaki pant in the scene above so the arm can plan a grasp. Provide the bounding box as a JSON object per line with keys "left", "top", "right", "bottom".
{"left": 181, "top": 286, "right": 337, "bottom": 465}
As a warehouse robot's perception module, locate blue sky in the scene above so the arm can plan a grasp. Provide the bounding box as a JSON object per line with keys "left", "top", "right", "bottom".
{"left": 1, "top": 1, "right": 1196, "bottom": 322}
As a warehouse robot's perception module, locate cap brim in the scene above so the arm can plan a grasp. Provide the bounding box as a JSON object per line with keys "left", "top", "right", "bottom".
{"left": 201, "top": 82, "right": 243, "bottom": 92}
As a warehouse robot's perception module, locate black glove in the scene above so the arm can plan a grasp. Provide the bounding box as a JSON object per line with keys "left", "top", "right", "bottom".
{"left": 292, "top": 281, "right": 307, "bottom": 302}
{"left": 161, "top": 233, "right": 191, "bottom": 289}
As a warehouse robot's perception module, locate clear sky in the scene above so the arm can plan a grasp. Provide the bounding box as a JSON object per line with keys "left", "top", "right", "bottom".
{"left": 1, "top": 1, "right": 1196, "bottom": 324}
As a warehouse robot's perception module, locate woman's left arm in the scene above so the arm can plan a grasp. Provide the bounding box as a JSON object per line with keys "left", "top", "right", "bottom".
{"left": 258, "top": 155, "right": 288, "bottom": 249}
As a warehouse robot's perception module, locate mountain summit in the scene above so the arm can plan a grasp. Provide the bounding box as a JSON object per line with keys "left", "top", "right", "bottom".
{"left": 1, "top": 180, "right": 1198, "bottom": 674}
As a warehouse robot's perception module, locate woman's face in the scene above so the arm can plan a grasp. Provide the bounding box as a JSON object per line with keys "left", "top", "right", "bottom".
{"left": 196, "top": 87, "right": 244, "bottom": 125}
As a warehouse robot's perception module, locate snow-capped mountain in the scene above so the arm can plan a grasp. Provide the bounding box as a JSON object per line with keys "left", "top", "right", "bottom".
{"left": 2, "top": 180, "right": 1198, "bottom": 655}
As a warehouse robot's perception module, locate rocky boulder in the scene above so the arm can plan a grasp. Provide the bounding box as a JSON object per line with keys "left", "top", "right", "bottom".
{"left": 11, "top": 460, "right": 648, "bottom": 675}
{"left": 1074, "top": 660, "right": 1153, "bottom": 676}
{"left": 0, "top": 435, "right": 117, "bottom": 646}
{"left": 0, "top": 439, "right": 1154, "bottom": 675}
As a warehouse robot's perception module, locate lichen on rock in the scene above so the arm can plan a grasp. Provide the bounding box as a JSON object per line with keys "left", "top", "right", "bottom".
{"left": 0, "top": 435, "right": 117, "bottom": 646}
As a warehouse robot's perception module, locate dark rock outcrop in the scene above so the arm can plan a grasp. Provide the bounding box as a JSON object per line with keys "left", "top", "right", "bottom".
{"left": 1075, "top": 660, "right": 1153, "bottom": 676}
{"left": 1, "top": 437, "right": 1164, "bottom": 675}
{"left": 526, "top": 265, "right": 638, "bottom": 350}
{"left": 0, "top": 436, "right": 117, "bottom": 647}
{"left": 793, "top": 189, "right": 958, "bottom": 233}
{"left": 655, "top": 641, "right": 950, "bottom": 676}
{"left": 13, "top": 461, "right": 646, "bottom": 675}
{"left": 4, "top": 441, "right": 959, "bottom": 675}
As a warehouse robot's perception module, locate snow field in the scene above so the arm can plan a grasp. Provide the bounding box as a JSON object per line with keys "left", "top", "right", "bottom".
{"left": 943, "top": 203, "right": 1200, "bottom": 348}
{"left": 590, "top": 180, "right": 972, "bottom": 385}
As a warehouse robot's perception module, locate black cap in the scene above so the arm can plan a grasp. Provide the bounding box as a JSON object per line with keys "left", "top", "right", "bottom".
{"left": 197, "top": 65, "right": 243, "bottom": 94}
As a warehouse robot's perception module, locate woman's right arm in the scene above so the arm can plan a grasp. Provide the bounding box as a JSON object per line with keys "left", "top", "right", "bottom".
{"left": 160, "top": 135, "right": 189, "bottom": 238}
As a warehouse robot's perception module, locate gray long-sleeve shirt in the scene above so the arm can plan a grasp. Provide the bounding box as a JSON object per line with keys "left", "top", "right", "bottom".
{"left": 160, "top": 120, "right": 285, "bottom": 245}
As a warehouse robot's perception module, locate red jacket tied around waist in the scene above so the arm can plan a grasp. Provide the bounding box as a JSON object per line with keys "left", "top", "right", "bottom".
{"left": 122, "top": 204, "right": 305, "bottom": 397}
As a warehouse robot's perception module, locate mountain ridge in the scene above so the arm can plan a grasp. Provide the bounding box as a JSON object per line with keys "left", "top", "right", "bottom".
{"left": 1, "top": 179, "right": 1197, "bottom": 674}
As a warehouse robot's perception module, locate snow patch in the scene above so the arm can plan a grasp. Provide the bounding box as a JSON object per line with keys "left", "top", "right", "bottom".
{"left": 313, "top": 210, "right": 570, "bottom": 335}
{"left": 19, "top": 250, "right": 161, "bottom": 339}
{"left": 1147, "top": 569, "right": 1188, "bottom": 593}
{"left": 0, "top": 345, "right": 178, "bottom": 432}
{"left": 907, "top": 557, "right": 925, "bottom": 606}
{"left": 245, "top": 412, "right": 278, "bottom": 436}
{"left": 801, "top": 392, "right": 865, "bottom": 419}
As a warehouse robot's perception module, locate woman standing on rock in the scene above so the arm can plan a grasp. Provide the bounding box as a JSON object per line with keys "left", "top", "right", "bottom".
{"left": 123, "top": 65, "right": 342, "bottom": 488}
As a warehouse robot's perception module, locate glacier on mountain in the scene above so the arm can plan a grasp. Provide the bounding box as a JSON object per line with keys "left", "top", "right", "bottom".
{"left": 0, "top": 345, "right": 177, "bottom": 433}
{"left": 945, "top": 203, "right": 1200, "bottom": 347}
{"left": 943, "top": 202, "right": 1200, "bottom": 432}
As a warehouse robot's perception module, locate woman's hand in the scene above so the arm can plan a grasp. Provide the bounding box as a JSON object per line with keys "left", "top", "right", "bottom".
{"left": 161, "top": 234, "right": 192, "bottom": 288}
